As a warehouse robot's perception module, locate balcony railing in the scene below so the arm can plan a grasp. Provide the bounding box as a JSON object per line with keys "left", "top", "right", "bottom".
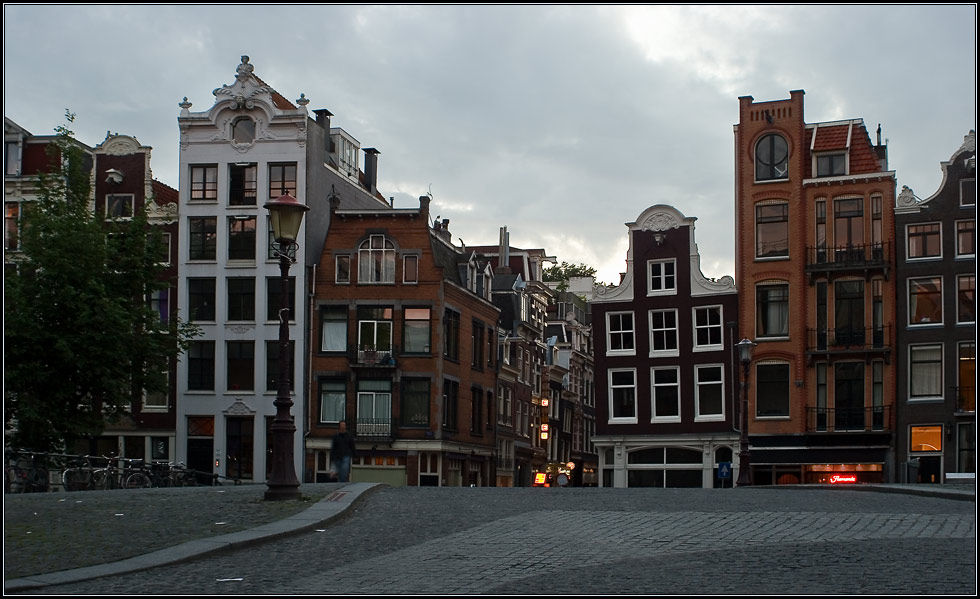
{"left": 806, "top": 326, "right": 891, "bottom": 354}
{"left": 805, "top": 242, "right": 891, "bottom": 282}
{"left": 955, "top": 386, "right": 975, "bottom": 413}
{"left": 806, "top": 405, "right": 891, "bottom": 433}
{"left": 349, "top": 344, "right": 398, "bottom": 367}
{"left": 355, "top": 417, "right": 393, "bottom": 440}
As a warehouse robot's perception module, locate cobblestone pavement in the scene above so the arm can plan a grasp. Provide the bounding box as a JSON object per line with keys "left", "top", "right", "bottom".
{"left": 8, "top": 486, "right": 974, "bottom": 595}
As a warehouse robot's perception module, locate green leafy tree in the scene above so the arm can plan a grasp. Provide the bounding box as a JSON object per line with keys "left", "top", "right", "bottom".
{"left": 4, "top": 112, "right": 198, "bottom": 452}
{"left": 542, "top": 261, "right": 597, "bottom": 291}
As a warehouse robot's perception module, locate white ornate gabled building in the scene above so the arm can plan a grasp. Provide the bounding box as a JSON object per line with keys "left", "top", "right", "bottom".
{"left": 175, "top": 56, "right": 389, "bottom": 482}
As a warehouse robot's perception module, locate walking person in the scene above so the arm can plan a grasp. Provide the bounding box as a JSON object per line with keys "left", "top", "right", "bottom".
{"left": 330, "top": 420, "right": 356, "bottom": 483}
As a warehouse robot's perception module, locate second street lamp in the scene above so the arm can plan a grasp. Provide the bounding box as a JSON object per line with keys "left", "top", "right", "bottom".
{"left": 263, "top": 192, "right": 309, "bottom": 501}
{"left": 735, "top": 338, "right": 756, "bottom": 487}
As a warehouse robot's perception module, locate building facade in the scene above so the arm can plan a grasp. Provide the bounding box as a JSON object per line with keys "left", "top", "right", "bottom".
{"left": 593, "top": 205, "right": 739, "bottom": 487}
{"left": 307, "top": 196, "right": 500, "bottom": 486}
{"left": 174, "top": 56, "right": 389, "bottom": 483}
{"left": 894, "top": 130, "right": 975, "bottom": 483}
{"left": 734, "top": 91, "right": 898, "bottom": 484}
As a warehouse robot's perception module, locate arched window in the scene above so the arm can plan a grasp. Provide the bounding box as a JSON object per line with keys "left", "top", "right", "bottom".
{"left": 358, "top": 234, "right": 395, "bottom": 283}
{"left": 755, "top": 133, "right": 788, "bottom": 181}
{"left": 232, "top": 117, "right": 255, "bottom": 144}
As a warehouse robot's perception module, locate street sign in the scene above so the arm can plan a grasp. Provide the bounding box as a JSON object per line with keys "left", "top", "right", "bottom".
{"left": 717, "top": 462, "right": 732, "bottom": 479}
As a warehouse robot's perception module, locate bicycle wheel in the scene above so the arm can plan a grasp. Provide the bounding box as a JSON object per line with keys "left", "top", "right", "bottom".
{"left": 124, "top": 472, "right": 151, "bottom": 489}
{"left": 6, "top": 468, "right": 27, "bottom": 493}
{"left": 29, "top": 468, "right": 50, "bottom": 492}
{"left": 92, "top": 469, "right": 115, "bottom": 490}
{"left": 63, "top": 468, "right": 89, "bottom": 491}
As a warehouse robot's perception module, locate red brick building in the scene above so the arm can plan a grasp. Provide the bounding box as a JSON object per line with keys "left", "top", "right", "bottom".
{"left": 307, "top": 196, "right": 499, "bottom": 486}
{"left": 734, "top": 91, "right": 898, "bottom": 484}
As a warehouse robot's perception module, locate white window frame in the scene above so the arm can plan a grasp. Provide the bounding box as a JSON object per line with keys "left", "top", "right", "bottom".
{"left": 142, "top": 372, "right": 169, "bottom": 412}
{"left": 694, "top": 364, "right": 725, "bottom": 422}
{"left": 648, "top": 308, "right": 679, "bottom": 357}
{"left": 908, "top": 276, "right": 944, "bottom": 327}
{"left": 358, "top": 234, "right": 396, "bottom": 284}
{"left": 955, "top": 220, "right": 975, "bottom": 258}
{"left": 606, "top": 311, "right": 636, "bottom": 356}
{"left": 692, "top": 305, "right": 724, "bottom": 351}
{"left": 650, "top": 366, "right": 681, "bottom": 423}
{"left": 319, "top": 380, "right": 346, "bottom": 423}
{"left": 906, "top": 222, "right": 943, "bottom": 261}
{"left": 647, "top": 259, "right": 677, "bottom": 296}
{"left": 909, "top": 344, "right": 943, "bottom": 402}
{"left": 608, "top": 368, "right": 638, "bottom": 424}
{"left": 958, "top": 274, "right": 975, "bottom": 325}
{"left": 105, "top": 193, "right": 135, "bottom": 220}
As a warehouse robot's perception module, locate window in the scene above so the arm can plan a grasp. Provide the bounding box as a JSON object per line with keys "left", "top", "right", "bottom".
{"left": 471, "top": 320, "right": 485, "bottom": 368}
{"left": 693, "top": 306, "right": 723, "bottom": 349}
{"left": 4, "top": 202, "right": 21, "bottom": 251}
{"left": 695, "top": 365, "right": 724, "bottom": 420}
{"left": 909, "top": 345, "right": 942, "bottom": 400}
{"left": 907, "top": 223, "right": 941, "bottom": 259}
{"left": 957, "top": 220, "right": 975, "bottom": 257}
{"left": 268, "top": 163, "right": 297, "bottom": 198}
{"left": 228, "top": 163, "right": 257, "bottom": 205}
{"left": 143, "top": 372, "right": 169, "bottom": 411}
{"left": 756, "top": 203, "right": 789, "bottom": 258}
{"left": 105, "top": 194, "right": 134, "bottom": 219}
{"left": 190, "top": 165, "right": 217, "bottom": 201}
{"left": 961, "top": 178, "right": 976, "bottom": 207}
{"left": 498, "top": 385, "right": 513, "bottom": 426}
{"left": 606, "top": 312, "right": 635, "bottom": 354}
{"left": 471, "top": 388, "right": 483, "bottom": 433}
{"left": 357, "top": 380, "right": 392, "bottom": 436}
{"left": 5, "top": 141, "right": 19, "bottom": 175}
{"left": 265, "top": 340, "right": 293, "bottom": 392}
{"left": 443, "top": 379, "right": 459, "bottom": 431}
{"left": 149, "top": 288, "right": 169, "bottom": 324}
{"left": 228, "top": 216, "right": 256, "bottom": 260}
{"left": 227, "top": 278, "right": 255, "bottom": 321}
{"left": 816, "top": 153, "right": 846, "bottom": 177}
{"left": 226, "top": 341, "right": 254, "bottom": 391}
{"left": 358, "top": 234, "right": 395, "bottom": 283}
{"left": 266, "top": 276, "right": 295, "bottom": 322}
{"left": 756, "top": 362, "right": 789, "bottom": 417}
{"left": 909, "top": 277, "right": 942, "bottom": 325}
{"left": 444, "top": 309, "right": 460, "bottom": 360}
{"left": 834, "top": 198, "right": 864, "bottom": 252}
{"left": 320, "top": 306, "right": 348, "bottom": 353}
{"left": 959, "top": 275, "right": 975, "bottom": 324}
{"left": 649, "top": 309, "right": 679, "bottom": 355}
{"left": 187, "top": 341, "right": 215, "bottom": 391}
{"left": 958, "top": 342, "right": 976, "bottom": 413}
{"left": 909, "top": 426, "right": 943, "bottom": 453}
{"left": 834, "top": 280, "right": 865, "bottom": 346}
{"left": 231, "top": 118, "right": 255, "bottom": 145}
{"left": 188, "top": 217, "right": 216, "bottom": 260}
{"left": 319, "top": 379, "right": 346, "bottom": 424}
{"left": 187, "top": 278, "right": 215, "bottom": 321}
{"left": 401, "top": 379, "right": 430, "bottom": 427}
{"left": 755, "top": 134, "right": 788, "bottom": 181}
{"left": 815, "top": 199, "right": 827, "bottom": 262}
{"left": 651, "top": 367, "right": 680, "bottom": 422}
{"left": 403, "top": 254, "right": 419, "bottom": 284}
{"left": 336, "top": 255, "right": 351, "bottom": 283}
{"left": 756, "top": 283, "right": 789, "bottom": 337}
{"left": 958, "top": 422, "right": 976, "bottom": 473}
{"left": 400, "top": 307, "right": 430, "bottom": 354}
{"left": 357, "top": 307, "right": 393, "bottom": 364}
{"left": 608, "top": 369, "right": 637, "bottom": 422}
{"left": 648, "top": 259, "right": 676, "bottom": 295}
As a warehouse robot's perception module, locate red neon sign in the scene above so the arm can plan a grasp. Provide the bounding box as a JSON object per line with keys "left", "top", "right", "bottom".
{"left": 534, "top": 472, "right": 548, "bottom": 485}
{"left": 829, "top": 474, "right": 857, "bottom": 484}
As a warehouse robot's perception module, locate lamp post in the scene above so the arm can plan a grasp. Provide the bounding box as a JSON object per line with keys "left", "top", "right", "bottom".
{"left": 263, "top": 192, "right": 309, "bottom": 501}
{"left": 735, "top": 338, "right": 756, "bottom": 487}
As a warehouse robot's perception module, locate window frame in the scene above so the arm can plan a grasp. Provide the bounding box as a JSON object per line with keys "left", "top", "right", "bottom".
{"left": 756, "top": 283, "right": 790, "bottom": 339}
{"left": 228, "top": 216, "right": 257, "bottom": 261}
{"left": 357, "top": 234, "right": 396, "bottom": 284}
{"left": 268, "top": 162, "right": 297, "bottom": 199}
{"left": 647, "top": 259, "right": 677, "bottom": 296}
{"left": 648, "top": 308, "right": 679, "bottom": 357}
{"left": 755, "top": 362, "right": 790, "bottom": 418}
{"left": 403, "top": 254, "right": 419, "bottom": 284}
{"left": 227, "top": 277, "right": 256, "bottom": 322}
{"left": 335, "top": 254, "right": 351, "bottom": 284}
{"left": 105, "top": 193, "right": 135, "bottom": 220}
{"left": 650, "top": 366, "right": 681, "bottom": 423}
{"left": 228, "top": 163, "right": 257, "bottom": 206}
{"left": 606, "top": 311, "right": 636, "bottom": 356}
{"left": 265, "top": 340, "right": 294, "bottom": 392}
{"left": 188, "top": 216, "right": 217, "bottom": 261}
{"left": 694, "top": 364, "right": 725, "bottom": 421}
{"left": 607, "top": 368, "right": 638, "bottom": 424}
{"left": 187, "top": 277, "right": 216, "bottom": 322}
{"left": 908, "top": 276, "right": 943, "bottom": 326}
{"left": 266, "top": 276, "right": 296, "bottom": 322}
{"left": 189, "top": 164, "right": 218, "bottom": 202}
{"left": 755, "top": 133, "right": 789, "bottom": 182}
{"left": 815, "top": 152, "right": 846, "bottom": 177}
{"left": 226, "top": 340, "right": 255, "bottom": 392}
{"left": 693, "top": 305, "right": 724, "bottom": 351}
{"left": 187, "top": 341, "right": 215, "bottom": 391}
{"left": 957, "top": 274, "right": 975, "bottom": 325}
{"left": 906, "top": 222, "right": 942, "bottom": 261}
{"left": 400, "top": 378, "right": 430, "bottom": 427}
{"left": 755, "top": 202, "right": 789, "bottom": 259}
{"left": 956, "top": 220, "right": 975, "bottom": 258}
{"left": 909, "top": 344, "right": 943, "bottom": 401}
{"left": 318, "top": 378, "right": 346, "bottom": 424}
{"left": 319, "top": 305, "right": 348, "bottom": 353}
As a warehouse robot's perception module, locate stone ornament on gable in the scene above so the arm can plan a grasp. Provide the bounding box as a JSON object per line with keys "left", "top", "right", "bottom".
{"left": 224, "top": 400, "right": 255, "bottom": 416}
{"left": 145, "top": 200, "right": 178, "bottom": 224}
{"left": 897, "top": 185, "right": 918, "bottom": 208}
{"left": 638, "top": 211, "right": 682, "bottom": 232}
{"left": 100, "top": 135, "right": 140, "bottom": 156}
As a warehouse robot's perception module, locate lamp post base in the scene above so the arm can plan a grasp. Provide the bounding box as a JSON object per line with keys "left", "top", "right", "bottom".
{"left": 264, "top": 484, "right": 302, "bottom": 501}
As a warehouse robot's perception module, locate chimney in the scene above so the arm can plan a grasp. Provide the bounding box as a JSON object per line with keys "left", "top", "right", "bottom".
{"left": 496, "top": 226, "right": 512, "bottom": 274}
{"left": 419, "top": 195, "right": 430, "bottom": 218}
{"left": 434, "top": 218, "right": 452, "bottom": 243}
{"left": 363, "top": 148, "right": 380, "bottom": 195}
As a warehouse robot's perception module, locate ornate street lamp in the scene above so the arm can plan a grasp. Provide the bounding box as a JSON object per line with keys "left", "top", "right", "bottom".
{"left": 263, "top": 192, "right": 309, "bottom": 501}
{"left": 735, "top": 338, "right": 756, "bottom": 487}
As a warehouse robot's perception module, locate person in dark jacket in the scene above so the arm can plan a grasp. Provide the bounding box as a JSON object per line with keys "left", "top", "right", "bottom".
{"left": 330, "top": 421, "right": 356, "bottom": 483}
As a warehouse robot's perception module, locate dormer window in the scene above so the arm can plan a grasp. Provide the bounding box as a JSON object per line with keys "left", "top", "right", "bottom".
{"left": 231, "top": 117, "right": 255, "bottom": 144}
{"left": 817, "top": 153, "right": 846, "bottom": 177}
{"left": 755, "top": 134, "right": 788, "bottom": 181}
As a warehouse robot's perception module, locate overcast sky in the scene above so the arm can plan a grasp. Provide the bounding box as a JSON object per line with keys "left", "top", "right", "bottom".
{"left": 4, "top": 5, "right": 976, "bottom": 284}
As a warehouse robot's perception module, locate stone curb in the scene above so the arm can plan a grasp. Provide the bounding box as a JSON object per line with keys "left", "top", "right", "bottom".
{"left": 3, "top": 482, "right": 383, "bottom": 593}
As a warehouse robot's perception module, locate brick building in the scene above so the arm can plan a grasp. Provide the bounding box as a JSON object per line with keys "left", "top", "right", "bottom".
{"left": 734, "top": 91, "right": 898, "bottom": 484}
{"left": 308, "top": 196, "right": 499, "bottom": 486}
{"left": 894, "top": 130, "right": 975, "bottom": 483}
{"left": 592, "top": 204, "right": 739, "bottom": 487}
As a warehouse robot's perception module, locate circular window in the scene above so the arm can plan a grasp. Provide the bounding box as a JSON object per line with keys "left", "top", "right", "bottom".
{"left": 755, "top": 133, "right": 788, "bottom": 180}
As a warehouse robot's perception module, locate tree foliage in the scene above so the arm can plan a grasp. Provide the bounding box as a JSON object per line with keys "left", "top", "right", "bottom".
{"left": 4, "top": 112, "right": 198, "bottom": 452}
{"left": 542, "top": 261, "right": 597, "bottom": 291}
